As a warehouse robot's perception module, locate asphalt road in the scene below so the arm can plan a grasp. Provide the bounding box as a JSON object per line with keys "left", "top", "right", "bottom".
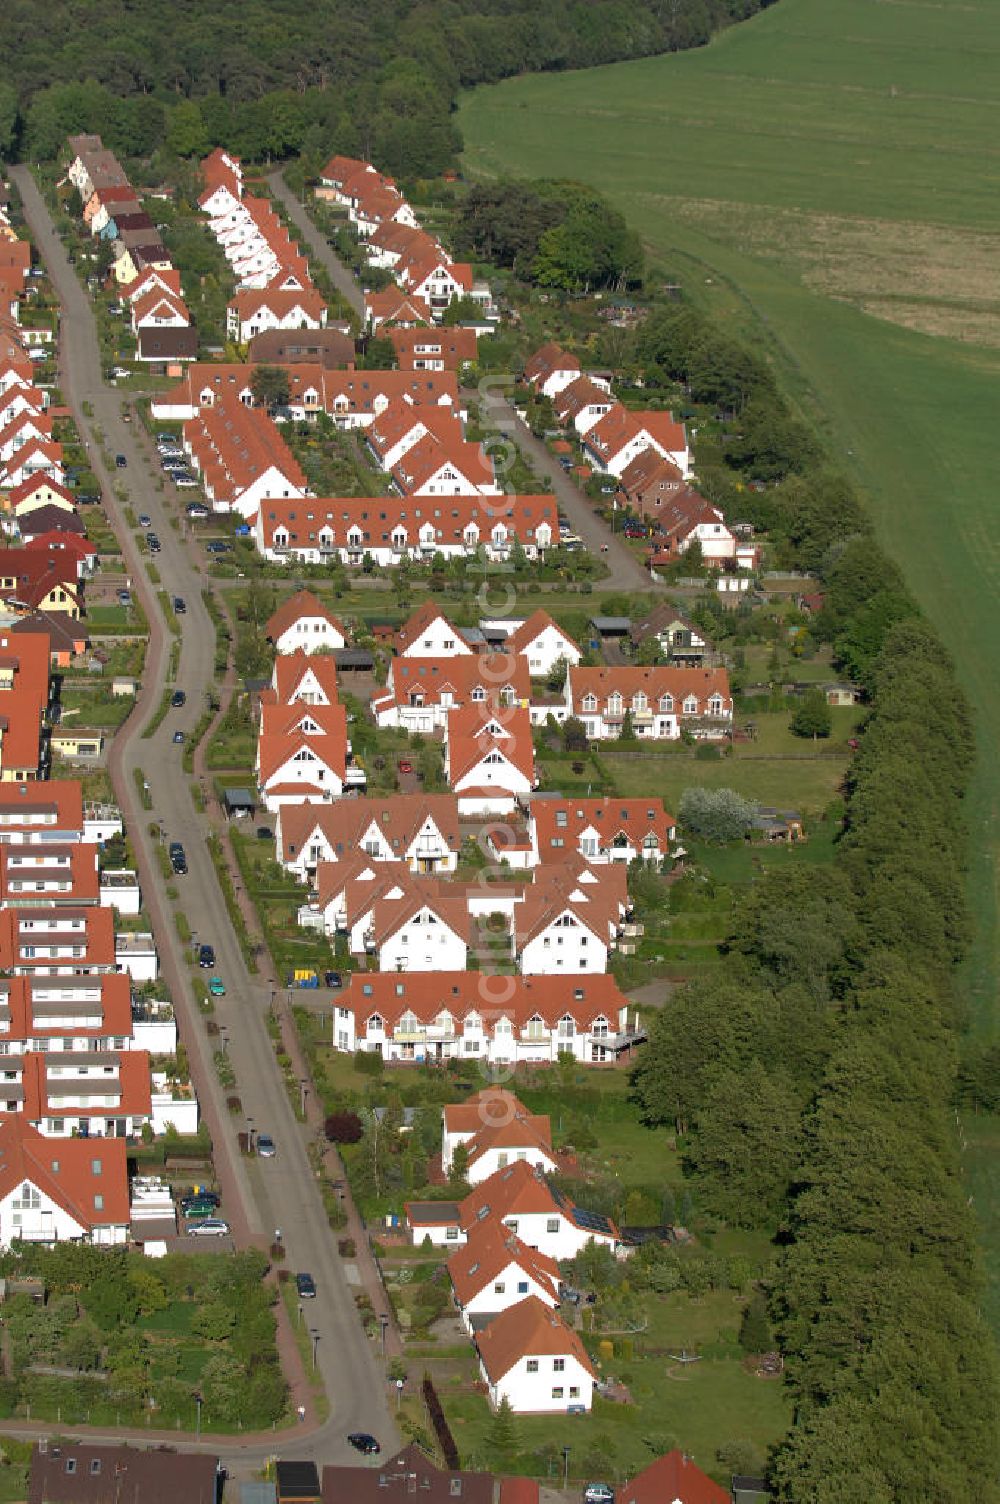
{"left": 269, "top": 170, "right": 365, "bottom": 318}
{"left": 12, "top": 167, "right": 396, "bottom": 1468}
{"left": 472, "top": 384, "right": 658, "bottom": 595}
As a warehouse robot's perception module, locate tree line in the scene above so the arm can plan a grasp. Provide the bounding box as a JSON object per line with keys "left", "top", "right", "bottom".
{"left": 0, "top": 0, "right": 777, "bottom": 177}
{"left": 628, "top": 297, "right": 998, "bottom": 1492}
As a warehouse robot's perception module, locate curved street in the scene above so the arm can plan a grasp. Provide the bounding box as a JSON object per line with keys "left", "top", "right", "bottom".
{"left": 11, "top": 166, "right": 396, "bottom": 1471}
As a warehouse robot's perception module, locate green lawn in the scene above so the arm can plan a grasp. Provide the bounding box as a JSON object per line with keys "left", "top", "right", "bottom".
{"left": 459, "top": 0, "right": 1000, "bottom": 1331}
{"left": 436, "top": 1287, "right": 789, "bottom": 1486}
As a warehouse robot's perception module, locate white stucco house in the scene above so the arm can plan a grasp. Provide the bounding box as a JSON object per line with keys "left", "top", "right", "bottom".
{"left": 449, "top": 1224, "right": 561, "bottom": 1333}
{"left": 476, "top": 1296, "right": 596, "bottom": 1413}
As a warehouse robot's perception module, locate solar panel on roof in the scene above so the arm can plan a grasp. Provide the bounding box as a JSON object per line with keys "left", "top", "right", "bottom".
{"left": 572, "top": 1207, "right": 613, "bottom": 1234}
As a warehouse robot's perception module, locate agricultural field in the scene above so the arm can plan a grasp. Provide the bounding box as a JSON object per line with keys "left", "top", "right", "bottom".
{"left": 459, "top": 0, "right": 1000, "bottom": 1323}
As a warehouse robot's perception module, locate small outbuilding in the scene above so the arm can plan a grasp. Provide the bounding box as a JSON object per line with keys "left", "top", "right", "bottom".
{"left": 223, "top": 787, "right": 256, "bottom": 819}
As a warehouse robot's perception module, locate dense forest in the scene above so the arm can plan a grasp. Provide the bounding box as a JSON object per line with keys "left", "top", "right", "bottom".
{"left": 625, "top": 300, "right": 1000, "bottom": 1498}
{"left": 0, "top": 0, "right": 776, "bottom": 174}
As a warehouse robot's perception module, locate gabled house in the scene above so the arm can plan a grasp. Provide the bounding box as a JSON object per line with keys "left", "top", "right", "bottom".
{"left": 320, "top": 1442, "right": 506, "bottom": 1504}
{"left": 582, "top": 405, "right": 691, "bottom": 479}
{"left": 388, "top": 326, "right": 478, "bottom": 373}
{"left": 306, "top": 856, "right": 469, "bottom": 971}
{"left": 443, "top": 704, "right": 536, "bottom": 816}
{"left": 268, "top": 650, "right": 341, "bottom": 708}
{"left": 566, "top": 665, "right": 732, "bottom": 741}
{"left": 373, "top": 651, "right": 530, "bottom": 733}
{"left": 528, "top": 796, "right": 676, "bottom": 867}
{"left": 395, "top": 603, "right": 472, "bottom": 659}
{"left": 276, "top": 794, "right": 461, "bottom": 882}
{"left": 630, "top": 603, "right": 710, "bottom": 665}
{"left": 513, "top": 861, "right": 628, "bottom": 976}
{"left": 227, "top": 287, "right": 328, "bottom": 344}
{"left": 442, "top": 1092, "right": 557, "bottom": 1186}
{"left": 265, "top": 590, "right": 347, "bottom": 656}
{"left": 363, "top": 288, "right": 434, "bottom": 332}
{"left": 506, "top": 610, "right": 582, "bottom": 678}
{"left": 256, "top": 700, "right": 349, "bottom": 811}
{"left": 4, "top": 476, "right": 75, "bottom": 521}
{"left": 617, "top": 1450, "right": 730, "bottom": 1504}
{"left": 524, "top": 343, "right": 583, "bottom": 399}
{"left": 449, "top": 1222, "right": 561, "bottom": 1331}
{"left": 463, "top": 1162, "right": 618, "bottom": 1257}
{"left": 475, "top": 1296, "right": 596, "bottom": 1413}
{"left": 0, "top": 1116, "right": 129, "bottom": 1247}
{"left": 390, "top": 431, "right": 499, "bottom": 498}
{"left": 553, "top": 376, "right": 615, "bottom": 435}
{"left": 183, "top": 393, "right": 308, "bottom": 517}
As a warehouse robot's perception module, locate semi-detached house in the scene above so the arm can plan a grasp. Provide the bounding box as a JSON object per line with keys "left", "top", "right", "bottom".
{"left": 275, "top": 795, "right": 461, "bottom": 882}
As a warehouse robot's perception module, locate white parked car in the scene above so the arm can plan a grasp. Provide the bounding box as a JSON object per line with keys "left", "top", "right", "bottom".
{"left": 186, "top": 1218, "right": 230, "bottom": 1237}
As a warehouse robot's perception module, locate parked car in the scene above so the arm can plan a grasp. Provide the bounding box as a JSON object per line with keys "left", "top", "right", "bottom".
{"left": 186, "top": 1218, "right": 230, "bottom": 1237}
{"left": 198, "top": 944, "right": 215, "bottom": 969}
{"left": 295, "top": 1272, "right": 317, "bottom": 1299}
{"left": 256, "top": 826, "right": 273, "bottom": 841}
{"left": 174, "top": 474, "right": 198, "bottom": 488}
{"left": 206, "top": 540, "right": 231, "bottom": 554}
{"left": 183, "top": 1200, "right": 220, "bottom": 1221}
{"left": 180, "top": 1192, "right": 219, "bottom": 1211}
{"left": 256, "top": 1134, "right": 276, "bottom": 1158}
{"left": 186, "top": 502, "right": 209, "bottom": 519}
{"left": 324, "top": 971, "right": 343, "bottom": 990}
{"left": 117, "top": 589, "right": 131, "bottom": 606}
{"left": 348, "top": 1435, "right": 380, "bottom": 1456}
{"left": 161, "top": 457, "right": 187, "bottom": 472}
{"left": 209, "top": 977, "right": 226, "bottom": 997}
{"left": 173, "top": 596, "right": 186, "bottom": 613}
{"left": 172, "top": 731, "right": 185, "bottom": 745}
{"left": 115, "top": 454, "right": 127, "bottom": 468}
{"left": 584, "top": 1486, "right": 614, "bottom": 1504}
{"left": 171, "top": 690, "right": 186, "bottom": 708}
{"left": 397, "top": 759, "right": 413, "bottom": 774}
{"left": 138, "top": 513, "right": 151, "bottom": 528}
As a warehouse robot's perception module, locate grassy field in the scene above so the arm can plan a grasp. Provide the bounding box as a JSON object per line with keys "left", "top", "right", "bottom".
{"left": 459, "top": 0, "right": 1000, "bottom": 1325}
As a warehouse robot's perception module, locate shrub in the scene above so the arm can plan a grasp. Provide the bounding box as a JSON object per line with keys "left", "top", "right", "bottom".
{"left": 678, "top": 785, "right": 758, "bottom": 843}
{"left": 325, "top": 1110, "right": 363, "bottom": 1143}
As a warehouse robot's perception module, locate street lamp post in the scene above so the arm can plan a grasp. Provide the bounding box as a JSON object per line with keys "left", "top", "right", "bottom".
{"left": 563, "top": 1447, "right": 571, "bottom": 1489}
{"left": 246, "top": 1116, "right": 254, "bottom": 1154}
{"left": 310, "top": 1330, "right": 320, "bottom": 1371}
{"left": 219, "top": 1027, "right": 228, "bottom": 1056}
{"left": 379, "top": 1314, "right": 389, "bottom": 1357}
{"left": 299, "top": 1078, "right": 308, "bottom": 1117}
{"left": 297, "top": 1302, "right": 303, "bottom": 1329}
{"left": 194, "top": 1391, "right": 203, "bottom": 1441}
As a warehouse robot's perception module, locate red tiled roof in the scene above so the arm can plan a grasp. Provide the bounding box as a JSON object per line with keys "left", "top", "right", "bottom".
{"left": 531, "top": 797, "right": 676, "bottom": 862}
{"left": 265, "top": 590, "right": 346, "bottom": 646}
{"left": 345, "top": 972, "right": 630, "bottom": 1034}
{"left": 569, "top": 665, "right": 731, "bottom": 718}
{"left": 0, "top": 1116, "right": 129, "bottom": 1229}
{"left": 448, "top": 1220, "right": 560, "bottom": 1307}
{"left": 617, "top": 1451, "right": 729, "bottom": 1504}
{"left": 445, "top": 702, "right": 535, "bottom": 787}
{"left": 524, "top": 343, "right": 580, "bottom": 386}
{"left": 475, "top": 1296, "right": 596, "bottom": 1383}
